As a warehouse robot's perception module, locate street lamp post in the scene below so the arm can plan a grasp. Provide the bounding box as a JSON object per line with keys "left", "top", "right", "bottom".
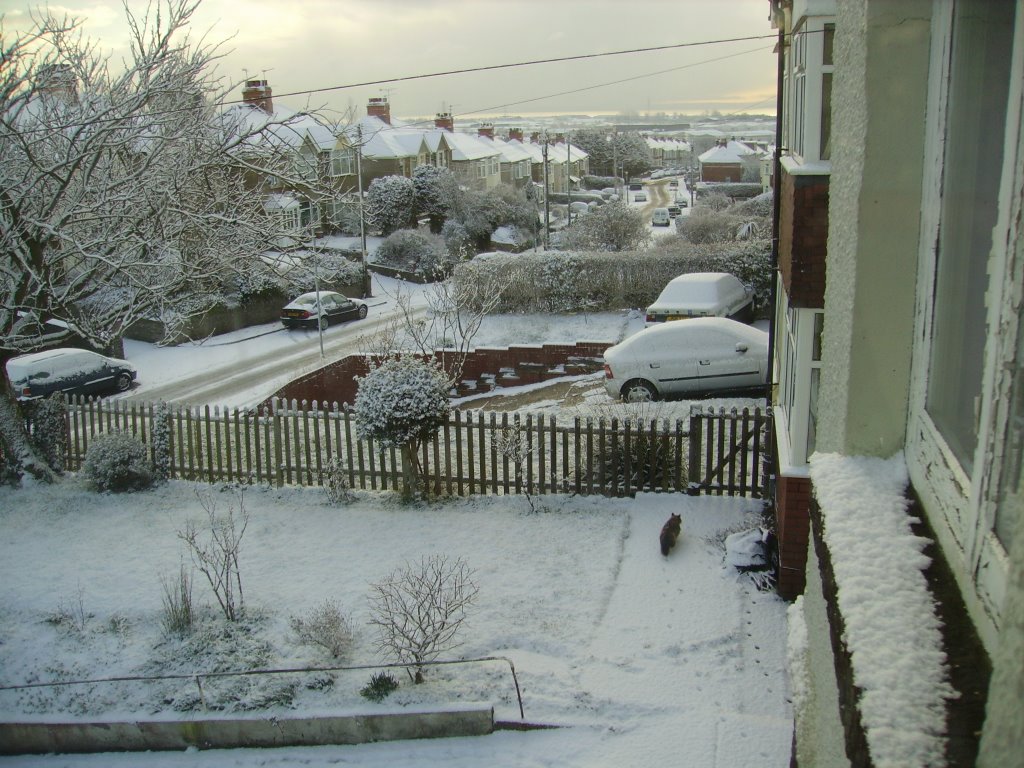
{"left": 355, "top": 126, "right": 371, "bottom": 298}
{"left": 542, "top": 133, "right": 550, "bottom": 249}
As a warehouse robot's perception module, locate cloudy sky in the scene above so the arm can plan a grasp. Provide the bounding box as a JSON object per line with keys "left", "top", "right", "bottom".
{"left": 1, "top": 0, "right": 778, "bottom": 123}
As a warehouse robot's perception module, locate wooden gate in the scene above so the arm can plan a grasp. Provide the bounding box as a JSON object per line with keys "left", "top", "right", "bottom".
{"left": 686, "top": 405, "right": 772, "bottom": 498}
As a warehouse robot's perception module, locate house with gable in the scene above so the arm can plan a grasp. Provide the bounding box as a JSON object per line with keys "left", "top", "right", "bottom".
{"left": 431, "top": 112, "right": 502, "bottom": 191}
{"left": 698, "top": 138, "right": 759, "bottom": 182}
{"left": 767, "top": 0, "right": 1024, "bottom": 765}
{"left": 222, "top": 79, "right": 341, "bottom": 239}
{"left": 475, "top": 124, "right": 533, "bottom": 188}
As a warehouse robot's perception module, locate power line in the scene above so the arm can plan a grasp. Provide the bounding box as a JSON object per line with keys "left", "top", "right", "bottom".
{"left": 229, "top": 33, "right": 781, "bottom": 108}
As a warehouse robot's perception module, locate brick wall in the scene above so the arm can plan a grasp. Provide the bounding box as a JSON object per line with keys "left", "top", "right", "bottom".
{"left": 270, "top": 341, "right": 611, "bottom": 408}
{"left": 775, "top": 473, "right": 812, "bottom": 600}
{"left": 700, "top": 164, "right": 742, "bottom": 183}
{"left": 778, "top": 170, "right": 829, "bottom": 308}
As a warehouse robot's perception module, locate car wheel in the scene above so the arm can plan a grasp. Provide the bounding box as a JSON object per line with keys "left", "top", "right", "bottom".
{"left": 318, "top": 316, "right": 329, "bottom": 331}
{"left": 622, "top": 379, "right": 657, "bottom": 403}
{"left": 114, "top": 372, "right": 132, "bottom": 392}
{"left": 358, "top": 304, "right": 368, "bottom": 319}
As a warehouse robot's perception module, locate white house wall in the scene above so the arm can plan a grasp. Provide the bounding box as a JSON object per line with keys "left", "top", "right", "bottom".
{"left": 816, "top": 0, "right": 931, "bottom": 457}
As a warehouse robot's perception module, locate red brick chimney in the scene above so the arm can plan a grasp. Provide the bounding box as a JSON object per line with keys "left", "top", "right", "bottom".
{"left": 242, "top": 79, "right": 273, "bottom": 114}
{"left": 508, "top": 128, "right": 524, "bottom": 142}
{"left": 477, "top": 123, "right": 494, "bottom": 139}
{"left": 435, "top": 112, "right": 454, "bottom": 132}
{"left": 367, "top": 97, "right": 391, "bottom": 125}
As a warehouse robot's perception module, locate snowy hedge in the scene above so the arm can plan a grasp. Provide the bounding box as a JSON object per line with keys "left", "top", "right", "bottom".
{"left": 372, "top": 229, "right": 452, "bottom": 277}
{"left": 452, "top": 240, "right": 772, "bottom": 314}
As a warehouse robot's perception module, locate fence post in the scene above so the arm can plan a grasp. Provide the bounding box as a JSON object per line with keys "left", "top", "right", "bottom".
{"left": 273, "top": 399, "right": 284, "bottom": 488}
{"left": 688, "top": 409, "right": 703, "bottom": 492}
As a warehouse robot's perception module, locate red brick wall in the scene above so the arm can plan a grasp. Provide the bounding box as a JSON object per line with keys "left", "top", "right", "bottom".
{"left": 778, "top": 169, "right": 829, "bottom": 308}
{"left": 700, "top": 164, "right": 742, "bottom": 183}
{"left": 269, "top": 341, "right": 611, "bottom": 408}
{"left": 775, "top": 473, "right": 812, "bottom": 600}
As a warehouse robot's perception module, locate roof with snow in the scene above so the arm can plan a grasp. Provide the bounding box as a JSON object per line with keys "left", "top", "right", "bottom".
{"left": 222, "top": 102, "right": 336, "bottom": 151}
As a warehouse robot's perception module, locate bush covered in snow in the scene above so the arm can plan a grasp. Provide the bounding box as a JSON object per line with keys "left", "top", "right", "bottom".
{"left": 366, "top": 175, "right": 416, "bottom": 235}
{"left": 674, "top": 210, "right": 746, "bottom": 244}
{"left": 560, "top": 202, "right": 650, "bottom": 252}
{"left": 453, "top": 240, "right": 772, "bottom": 315}
{"left": 373, "top": 229, "right": 451, "bottom": 277}
{"left": 27, "top": 395, "right": 67, "bottom": 473}
{"left": 151, "top": 402, "right": 172, "bottom": 483}
{"left": 80, "top": 430, "right": 154, "bottom": 492}
{"left": 289, "top": 599, "right": 354, "bottom": 659}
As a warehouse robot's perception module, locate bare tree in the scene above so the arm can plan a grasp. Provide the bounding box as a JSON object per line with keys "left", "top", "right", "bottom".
{"left": 0, "top": 1, "right": 329, "bottom": 479}
{"left": 368, "top": 555, "right": 479, "bottom": 683}
{"left": 178, "top": 488, "right": 249, "bottom": 622}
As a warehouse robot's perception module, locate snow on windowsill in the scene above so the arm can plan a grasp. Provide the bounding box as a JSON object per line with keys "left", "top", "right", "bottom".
{"left": 808, "top": 452, "right": 955, "bottom": 768}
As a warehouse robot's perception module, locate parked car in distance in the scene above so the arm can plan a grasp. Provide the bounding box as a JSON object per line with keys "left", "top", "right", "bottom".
{"left": 5, "top": 348, "right": 136, "bottom": 401}
{"left": 675, "top": 194, "right": 689, "bottom": 207}
{"left": 281, "top": 291, "right": 368, "bottom": 330}
{"left": 652, "top": 207, "right": 671, "bottom": 226}
{"left": 668, "top": 180, "right": 678, "bottom": 188}
{"left": 667, "top": 205, "right": 682, "bottom": 218}
{"left": 628, "top": 182, "right": 643, "bottom": 191}
{"left": 602, "top": 318, "right": 768, "bottom": 402}
{"left": 644, "top": 272, "right": 754, "bottom": 326}
{"left": 634, "top": 192, "right": 648, "bottom": 202}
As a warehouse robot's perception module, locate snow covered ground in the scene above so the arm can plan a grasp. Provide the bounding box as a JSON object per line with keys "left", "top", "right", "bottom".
{"left": 0, "top": 484, "right": 792, "bottom": 767}
{"left": 0, "top": 291, "right": 791, "bottom": 766}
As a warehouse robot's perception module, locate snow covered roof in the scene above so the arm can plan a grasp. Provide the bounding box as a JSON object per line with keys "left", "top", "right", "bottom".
{"left": 440, "top": 131, "right": 501, "bottom": 161}
{"left": 508, "top": 139, "right": 545, "bottom": 164}
{"left": 700, "top": 146, "right": 749, "bottom": 167}
{"left": 346, "top": 115, "right": 427, "bottom": 160}
{"left": 479, "top": 135, "right": 533, "bottom": 163}
{"left": 222, "top": 102, "right": 336, "bottom": 151}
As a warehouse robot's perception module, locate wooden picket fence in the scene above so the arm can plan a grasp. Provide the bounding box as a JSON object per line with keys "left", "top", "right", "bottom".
{"left": 58, "top": 397, "right": 771, "bottom": 499}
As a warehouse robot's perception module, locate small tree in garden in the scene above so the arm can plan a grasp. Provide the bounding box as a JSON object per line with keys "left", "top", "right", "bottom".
{"left": 413, "top": 165, "right": 459, "bottom": 233}
{"left": 354, "top": 356, "right": 451, "bottom": 500}
{"left": 151, "top": 402, "right": 173, "bottom": 483}
{"left": 178, "top": 489, "right": 249, "bottom": 621}
{"left": 28, "top": 395, "right": 67, "bottom": 473}
{"left": 368, "top": 555, "right": 479, "bottom": 683}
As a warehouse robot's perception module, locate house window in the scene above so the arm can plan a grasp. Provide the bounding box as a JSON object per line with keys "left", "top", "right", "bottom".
{"left": 925, "top": 0, "right": 1016, "bottom": 473}
{"left": 330, "top": 148, "right": 355, "bottom": 177}
{"left": 788, "top": 18, "right": 834, "bottom": 163}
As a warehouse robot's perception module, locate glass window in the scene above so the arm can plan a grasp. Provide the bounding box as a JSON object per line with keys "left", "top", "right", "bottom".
{"left": 926, "top": 0, "right": 1016, "bottom": 472}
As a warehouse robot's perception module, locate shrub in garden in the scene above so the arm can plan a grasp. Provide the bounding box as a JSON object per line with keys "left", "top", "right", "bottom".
{"left": 368, "top": 554, "right": 479, "bottom": 683}
{"left": 321, "top": 456, "right": 353, "bottom": 504}
{"left": 160, "top": 564, "right": 194, "bottom": 636}
{"left": 289, "top": 599, "right": 354, "bottom": 659}
{"left": 80, "top": 430, "right": 153, "bottom": 492}
{"left": 373, "top": 229, "right": 451, "bottom": 277}
{"left": 360, "top": 671, "right": 400, "bottom": 702}
{"left": 151, "top": 401, "right": 172, "bottom": 482}
{"left": 28, "top": 395, "right": 67, "bottom": 472}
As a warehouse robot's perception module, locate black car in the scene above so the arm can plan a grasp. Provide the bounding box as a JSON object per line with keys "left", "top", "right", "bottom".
{"left": 5, "top": 348, "right": 137, "bottom": 401}
{"left": 281, "top": 291, "right": 368, "bottom": 330}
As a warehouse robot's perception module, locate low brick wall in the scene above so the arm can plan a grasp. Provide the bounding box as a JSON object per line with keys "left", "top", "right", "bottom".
{"left": 272, "top": 341, "right": 611, "bottom": 408}
{"left": 1, "top": 707, "right": 494, "bottom": 755}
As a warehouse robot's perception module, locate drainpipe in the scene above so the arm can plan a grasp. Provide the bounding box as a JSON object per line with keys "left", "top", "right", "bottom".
{"left": 766, "top": 20, "right": 785, "bottom": 411}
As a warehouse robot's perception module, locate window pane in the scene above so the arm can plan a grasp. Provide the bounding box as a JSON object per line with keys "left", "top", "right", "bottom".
{"left": 926, "top": 0, "right": 1016, "bottom": 472}
{"left": 820, "top": 73, "right": 832, "bottom": 161}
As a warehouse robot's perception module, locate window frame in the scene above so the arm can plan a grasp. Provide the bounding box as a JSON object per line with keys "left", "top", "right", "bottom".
{"left": 906, "top": 1, "right": 1024, "bottom": 648}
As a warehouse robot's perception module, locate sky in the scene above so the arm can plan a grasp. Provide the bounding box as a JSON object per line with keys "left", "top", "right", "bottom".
{"left": 0, "top": 0, "right": 778, "bottom": 124}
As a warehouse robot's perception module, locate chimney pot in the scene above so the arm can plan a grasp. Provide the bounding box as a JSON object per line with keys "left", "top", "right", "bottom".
{"left": 367, "top": 97, "right": 392, "bottom": 125}
{"left": 434, "top": 112, "right": 454, "bottom": 132}
{"left": 242, "top": 79, "right": 273, "bottom": 114}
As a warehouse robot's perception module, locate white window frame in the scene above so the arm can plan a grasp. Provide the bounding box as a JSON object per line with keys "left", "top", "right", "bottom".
{"left": 788, "top": 16, "right": 834, "bottom": 163}
{"left": 905, "top": 1, "right": 1024, "bottom": 651}
{"left": 330, "top": 148, "right": 355, "bottom": 177}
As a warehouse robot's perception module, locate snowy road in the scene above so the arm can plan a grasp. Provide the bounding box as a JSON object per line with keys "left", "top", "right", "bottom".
{"left": 118, "top": 293, "right": 425, "bottom": 409}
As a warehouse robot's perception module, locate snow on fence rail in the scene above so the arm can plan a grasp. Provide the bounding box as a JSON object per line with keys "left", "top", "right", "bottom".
{"left": 58, "top": 398, "right": 769, "bottom": 498}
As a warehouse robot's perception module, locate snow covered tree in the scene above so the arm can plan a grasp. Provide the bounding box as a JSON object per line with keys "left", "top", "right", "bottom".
{"left": 354, "top": 355, "right": 451, "bottom": 499}
{"left": 448, "top": 186, "right": 537, "bottom": 251}
{"left": 412, "top": 165, "right": 459, "bottom": 233}
{"left": 366, "top": 175, "right": 415, "bottom": 235}
{"left": 561, "top": 202, "right": 651, "bottom": 252}
{"left": 0, "top": 1, "right": 321, "bottom": 481}
{"left": 571, "top": 129, "right": 652, "bottom": 180}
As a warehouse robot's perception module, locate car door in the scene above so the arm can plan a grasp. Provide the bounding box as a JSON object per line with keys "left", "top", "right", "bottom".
{"left": 694, "top": 330, "right": 764, "bottom": 392}
{"left": 642, "top": 333, "right": 702, "bottom": 396}
{"left": 333, "top": 298, "right": 358, "bottom": 322}
{"left": 77, "top": 352, "right": 115, "bottom": 395}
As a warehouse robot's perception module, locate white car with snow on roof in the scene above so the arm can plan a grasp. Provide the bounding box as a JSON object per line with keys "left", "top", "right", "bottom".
{"left": 602, "top": 317, "right": 768, "bottom": 402}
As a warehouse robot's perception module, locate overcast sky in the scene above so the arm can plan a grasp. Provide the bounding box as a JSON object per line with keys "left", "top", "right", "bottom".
{"left": 1, "top": 0, "right": 778, "bottom": 123}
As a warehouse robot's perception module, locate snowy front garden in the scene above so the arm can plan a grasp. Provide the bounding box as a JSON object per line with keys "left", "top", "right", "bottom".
{"left": 0, "top": 474, "right": 793, "bottom": 766}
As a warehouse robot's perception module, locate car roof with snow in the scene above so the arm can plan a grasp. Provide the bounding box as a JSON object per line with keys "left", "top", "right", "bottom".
{"left": 607, "top": 317, "right": 767, "bottom": 355}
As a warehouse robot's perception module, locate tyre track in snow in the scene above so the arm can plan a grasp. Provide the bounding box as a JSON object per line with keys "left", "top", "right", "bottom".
{"left": 120, "top": 306, "right": 426, "bottom": 408}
